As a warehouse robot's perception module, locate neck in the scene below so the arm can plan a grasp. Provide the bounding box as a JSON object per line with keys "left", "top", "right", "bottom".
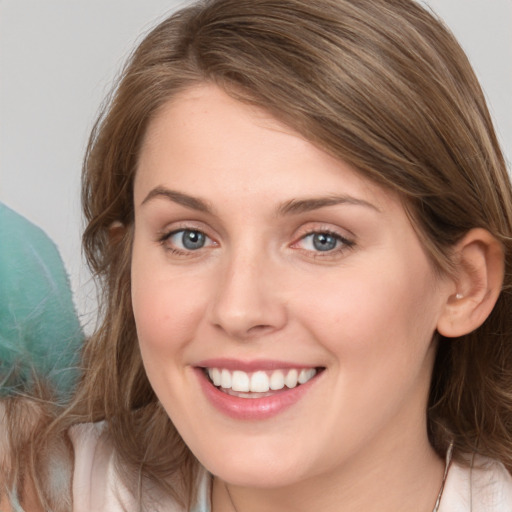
{"left": 211, "top": 430, "right": 444, "bottom": 512}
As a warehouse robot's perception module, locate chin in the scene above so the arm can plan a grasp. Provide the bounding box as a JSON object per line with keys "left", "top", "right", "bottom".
{"left": 193, "top": 439, "right": 320, "bottom": 489}
{"left": 211, "top": 462, "right": 309, "bottom": 489}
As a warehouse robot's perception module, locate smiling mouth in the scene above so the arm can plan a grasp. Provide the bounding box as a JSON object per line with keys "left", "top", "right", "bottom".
{"left": 203, "top": 367, "right": 323, "bottom": 398}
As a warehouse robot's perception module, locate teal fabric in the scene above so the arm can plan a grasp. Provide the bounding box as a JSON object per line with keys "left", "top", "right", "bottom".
{"left": 0, "top": 202, "right": 83, "bottom": 401}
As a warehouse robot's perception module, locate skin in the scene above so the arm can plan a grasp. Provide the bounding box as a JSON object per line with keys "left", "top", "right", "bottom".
{"left": 131, "top": 84, "right": 455, "bottom": 512}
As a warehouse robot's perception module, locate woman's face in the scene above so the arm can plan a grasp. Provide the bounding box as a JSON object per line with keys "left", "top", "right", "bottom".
{"left": 131, "top": 84, "right": 451, "bottom": 487}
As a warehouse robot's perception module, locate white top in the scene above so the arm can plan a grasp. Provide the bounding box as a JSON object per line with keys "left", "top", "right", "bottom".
{"left": 69, "top": 422, "right": 512, "bottom": 511}
{"left": 438, "top": 454, "right": 512, "bottom": 512}
{"left": 69, "top": 423, "right": 208, "bottom": 512}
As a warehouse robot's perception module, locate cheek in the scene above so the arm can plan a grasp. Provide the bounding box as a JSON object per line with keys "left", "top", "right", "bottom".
{"left": 289, "top": 256, "right": 442, "bottom": 447}
{"left": 295, "top": 254, "right": 441, "bottom": 369}
{"left": 130, "top": 251, "right": 210, "bottom": 360}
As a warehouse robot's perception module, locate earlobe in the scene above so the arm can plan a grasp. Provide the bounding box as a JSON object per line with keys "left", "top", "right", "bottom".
{"left": 437, "top": 228, "right": 504, "bottom": 338}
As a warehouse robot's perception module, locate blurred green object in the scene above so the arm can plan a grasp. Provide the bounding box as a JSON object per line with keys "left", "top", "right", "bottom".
{"left": 0, "top": 202, "right": 84, "bottom": 401}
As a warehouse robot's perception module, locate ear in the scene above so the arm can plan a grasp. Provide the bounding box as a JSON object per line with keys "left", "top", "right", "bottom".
{"left": 437, "top": 228, "right": 504, "bottom": 338}
{"left": 109, "top": 221, "right": 126, "bottom": 244}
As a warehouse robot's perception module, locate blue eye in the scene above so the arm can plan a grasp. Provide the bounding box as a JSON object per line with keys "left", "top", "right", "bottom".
{"left": 298, "top": 231, "right": 349, "bottom": 252}
{"left": 166, "top": 229, "right": 210, "bottom": 251}
{"left": 311, "top": 233, "right": 338, "bottom": 251}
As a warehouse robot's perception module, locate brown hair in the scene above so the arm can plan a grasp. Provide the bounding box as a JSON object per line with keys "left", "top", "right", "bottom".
{"left": 28, "top": 0, "right": 512, "bottom": 509}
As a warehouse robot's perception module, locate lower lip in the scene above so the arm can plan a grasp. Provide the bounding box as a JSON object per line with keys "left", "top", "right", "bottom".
{"left": 195, "top": 368, "right": 320, "bottom": 420}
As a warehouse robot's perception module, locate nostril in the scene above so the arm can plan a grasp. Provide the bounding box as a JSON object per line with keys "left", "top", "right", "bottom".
{"left": 212, "top": 321, "right": 276, "bottom": 339}
{"left": 249, "top": 324, "right": 272, "bottom": 332}
{"left": 245, "top": 324, "right": 276, "bottom": 337}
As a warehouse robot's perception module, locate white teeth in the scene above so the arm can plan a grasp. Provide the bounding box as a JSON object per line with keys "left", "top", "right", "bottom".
{"left": 221, "top": 369, "right": 231, "bottom": 389}
{"left": 269, "top": 370, "right": 285, "bottom": 391}
{"left": 251, "top": 371, "right": 270, "bottom": 393}
{"left": 209, "top": 368, "right": 222, "bottom": 386}
{"left": 207, "top": 367, "right": 318, "bottom": 393}
{"left": 231, "top": 370, "right": 250, "bottom": 392}
{"left": 298, "top": 368, "right": 316, "bottom": 384}
{"left": 285, "top": 369, "right": 298, "bottom": 388}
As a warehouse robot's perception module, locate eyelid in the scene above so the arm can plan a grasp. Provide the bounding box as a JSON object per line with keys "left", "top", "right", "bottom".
{"left": 295, "top": 230, "right": 352, "bottom": 248}
{"left": 157, "top": 220, "right": 213, "bottom": 241}
{"left": 290, "top": 225, "right": 356, "bottom": 256}
{"left": 292, "top": 222, "right": 355, "bottom": 243}
{"left": 157, "top": 224, "right": 218, "bottom": 255}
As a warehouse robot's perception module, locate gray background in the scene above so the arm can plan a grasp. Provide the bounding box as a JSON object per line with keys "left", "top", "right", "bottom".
{"left": 1, "top": 0, "right": 510, "bottom": 331}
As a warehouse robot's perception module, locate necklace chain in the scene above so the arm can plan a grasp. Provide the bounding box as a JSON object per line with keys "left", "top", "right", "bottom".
{"left": 224, "top": 443, "right": 454, "bottom": 512}
{"left": 226, "top": 482, "right": 238, "bottom": 512}
{"left": 432, "top": 442, "right": 454, "bottom": 512}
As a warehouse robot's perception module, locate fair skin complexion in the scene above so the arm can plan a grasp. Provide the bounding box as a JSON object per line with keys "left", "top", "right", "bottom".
{"left": 1, "top": 88, "right": 503, "bottom": 512}
{"left": 130, "top": 84, "right": 503, "bottom": 512}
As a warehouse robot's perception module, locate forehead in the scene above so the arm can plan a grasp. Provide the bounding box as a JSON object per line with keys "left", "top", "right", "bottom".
{"left": 134, "top": 84, "right": 393, "bottom": 213}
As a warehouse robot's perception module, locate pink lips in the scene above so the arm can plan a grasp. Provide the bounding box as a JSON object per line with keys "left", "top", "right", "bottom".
{"left": 194, "top": 359, "right": 321, "bottom": 420}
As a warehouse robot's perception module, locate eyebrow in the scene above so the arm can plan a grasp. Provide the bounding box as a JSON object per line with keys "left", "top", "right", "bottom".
{"left": 277, "top": 195, "right": 380, "bottom": 215}
{"left": 141, "top": 186, "right": 379, "bottom": 216}
{"left": 141, "top": 187, "right": 213, "bottom": 213}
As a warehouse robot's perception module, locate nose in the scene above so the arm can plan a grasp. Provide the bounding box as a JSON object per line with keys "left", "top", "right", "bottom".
{"left": 208, "top": 249, "right": 287, "bottom": 341}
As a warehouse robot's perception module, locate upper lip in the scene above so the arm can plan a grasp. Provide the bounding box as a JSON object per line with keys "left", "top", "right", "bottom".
{"left": 196, "top": 358, "right": 320, "bottom": 372}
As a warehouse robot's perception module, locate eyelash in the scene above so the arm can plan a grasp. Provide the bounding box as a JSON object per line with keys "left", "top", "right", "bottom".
{"left": 292, "top": 229, "right": 355, "bottom": 258}
{"left": 158, "top": 228, "right": 216, "bottom": 256}
{"left": 158, "top": 227, "right": 355, "bottom": 258}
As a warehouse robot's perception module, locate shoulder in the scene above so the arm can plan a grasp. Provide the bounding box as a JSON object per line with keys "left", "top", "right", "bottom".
{"left": 69, "top": 422, "right": 210, "bottom": 512}
{"left": 439, "top": 455, "right": 512, "bottom": 512}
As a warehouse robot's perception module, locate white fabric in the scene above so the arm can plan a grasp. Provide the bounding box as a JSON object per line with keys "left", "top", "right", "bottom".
{"left": 69, "top": 422, "right": 209, "bottom": 512}
{"left": 439, "top": 455, "right": 512, "bottom": 511}
{"left": 70, "top": 422, "right": 512, "bottom": 511}
{"left": 70, "top": 423, "right": 140, "bottom": 512}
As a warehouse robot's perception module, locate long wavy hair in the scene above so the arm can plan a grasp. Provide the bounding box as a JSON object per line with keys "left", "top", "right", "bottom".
{"left": 19, "top": 0, "right": 512, "bottom": 509}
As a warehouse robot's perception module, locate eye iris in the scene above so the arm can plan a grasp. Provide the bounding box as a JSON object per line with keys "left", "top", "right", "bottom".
{"left": 182, "top": 230, "right": 205, "bottom": 250}
{"left": 312, "top": 233, "right": 337, "bottom": 251}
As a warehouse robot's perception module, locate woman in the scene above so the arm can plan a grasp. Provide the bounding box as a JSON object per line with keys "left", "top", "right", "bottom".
{"left": 3, "top": 0, "right": 512, "bottom": 510}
